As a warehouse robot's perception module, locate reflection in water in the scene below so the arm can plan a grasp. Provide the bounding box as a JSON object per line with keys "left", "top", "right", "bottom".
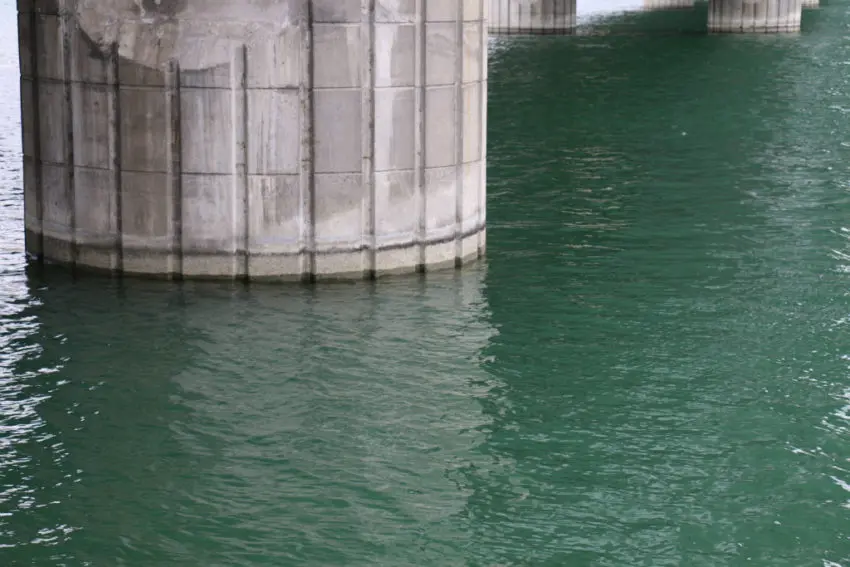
{"left": 478, "top": 11, "right": 850, "bottom": 567}
{"left": 3, "top": 271, "right": 204, "bottom": 564}
{"left": 3, "top": 266, "right": 497, "bottom": 565}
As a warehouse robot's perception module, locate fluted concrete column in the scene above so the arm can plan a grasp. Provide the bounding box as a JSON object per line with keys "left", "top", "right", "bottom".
{"left": 18, "top": 0, "right": 487, "bottom": 280}
{"left": 489, "top": 0, "right": 576, "bottom": 35}
{"left": 643, "top": 0, "right": 694, "bottom": 9}
{"left": 708, "top": 0, "right": 802, "bottom": 32}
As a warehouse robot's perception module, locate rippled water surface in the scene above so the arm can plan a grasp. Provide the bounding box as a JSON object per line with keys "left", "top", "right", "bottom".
{"left": 4, "top": 1, "right": 850, "bottom": 566}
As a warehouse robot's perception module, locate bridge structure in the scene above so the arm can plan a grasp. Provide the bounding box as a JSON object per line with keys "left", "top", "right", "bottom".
{"left": 18, "top": 0, "right": 818, "bottom": 281}
{"left": 490, "top": 0, "right": 813, "bottom": 34}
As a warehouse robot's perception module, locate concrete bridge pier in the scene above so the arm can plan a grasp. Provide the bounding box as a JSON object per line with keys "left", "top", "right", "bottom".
{"left": 18, "top": 0, "right": 487, "bottom": 280}
{"left": 642, "top": 0, "right": 695, "bottom": 10}
{"left": 708, "top": 0, "right": 803, "bottom": 32}
{"left": 489, "top": 0, "right": 577, "bottom": 35}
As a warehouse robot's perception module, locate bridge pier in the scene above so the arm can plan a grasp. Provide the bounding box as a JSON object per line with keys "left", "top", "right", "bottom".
{"left": 18, "top": 0, "right": 487, "bottom": 280}
{"left": 489, "top": 0, "right": 577, "bottom": 35}
{"left": 708, "top": 0, "right": 802, "bottom": 32}
{"left": 642, "top": 0, "right": 695, "bottom": 10}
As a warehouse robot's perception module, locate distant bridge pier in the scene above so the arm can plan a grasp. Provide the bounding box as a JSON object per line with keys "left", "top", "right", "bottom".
{"left": 489, "top": 0, "right": 577, "bottom": 35}
{"left": 708, "top": 0, "right": 803, "bottom": 32}
{"left": 492, "top": 0, "right": 805, "bottom": 34}
{"left": 642, "top": 0, "right": 695, "bottom": 10}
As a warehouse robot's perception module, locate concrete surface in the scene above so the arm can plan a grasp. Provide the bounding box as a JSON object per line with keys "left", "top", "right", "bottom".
{"left": 489, "top": 0, "right": 576, "bottom": 35}
{"left": 19, "top": 0, "right": 487, "bottom": 280}
{"left": 642, "top": 0, "right": 694, "bottom": 10}
{"left": 707, "top": 0, "right": 802, "bottom": 32}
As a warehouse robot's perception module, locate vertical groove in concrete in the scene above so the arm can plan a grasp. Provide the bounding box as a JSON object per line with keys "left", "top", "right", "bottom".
{"left": 299, "top": 3, "right": 316, "bottom": 280}
{"left": 743, "top": 0, "right": 754, "bottom": 28}
{"left": 24, "top": 5, "right": 44, "bottom": 258}
{"left": 708, "top": 0, "right": 717, "bottom": 30}
{"left": 414, "top": 0, "right": 426, "bottom": 270}
{"left": 767, "top": 0, "right": 778, "bottom": 31}
{"left": 754, "top": 0, "right": 767, "bottom": 31}
{"left": 549, "top": 0, "right": 565, "bottom": 33}
{"left": 454, "top": 0, "right": 465, "bottom": 267}
{"left": 60, "top": 0, "right": 77, "bottom": 265}
{"left": 165, "top": 60, "right": 183, "bottom": 278}
{"left": 708, "top": 0, "right": 801, "bottom": 31}
{"left": 361, "top": 0, "right": 377, "bottom": 277}
{"left": 231, "top": 44, "right": 249, "bottom": 279}
{"left": 518, "top": 0, "right": 526, "bottom": 32}
{"left": 497, "top": 0, "right": 506, "bottom": 34}
{"left": 550, "top": 0, "right": 558, "bottom": 32}
{"left": 108, "top": 41, "right": 123, "bottom": 273}
{"left": 479, "top": 0, "right": 488, "bottom": 256}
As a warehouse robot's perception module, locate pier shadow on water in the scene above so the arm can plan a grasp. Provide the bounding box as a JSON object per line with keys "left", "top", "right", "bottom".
{"left": 2, "top": 265, "right": 503, "bottom": 566}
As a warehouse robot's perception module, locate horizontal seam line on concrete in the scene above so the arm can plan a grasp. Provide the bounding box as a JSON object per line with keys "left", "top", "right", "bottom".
{"left": 22, "top": 78, "right": 477, "bottom": 90}
{"left": 40, "top": 223, "right": 486, "bottom": 255}
{"left": 311, "top": 20, "right": 481, "bottom": 25}
{"left": 31, "top": 162, "right": 484, "bottom": 174}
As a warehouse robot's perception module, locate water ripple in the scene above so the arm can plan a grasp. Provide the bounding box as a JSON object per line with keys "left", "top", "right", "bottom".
{"left": 2, "top": 0, "right": 850, "bottom": 565}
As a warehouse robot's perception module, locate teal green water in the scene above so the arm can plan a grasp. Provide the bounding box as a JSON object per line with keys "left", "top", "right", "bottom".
{"left": 4, "top": 2, "right": 850, "bottom": 566}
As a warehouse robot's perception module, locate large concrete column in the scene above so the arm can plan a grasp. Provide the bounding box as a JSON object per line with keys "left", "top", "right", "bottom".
{"left": 18, "top": 0, "right": 487, "bottom": 280}
{"left": 489, "top": 0, "right": 576, "bottom": 35}
{"left": 707, "top": 0, "right": 802, "bottom": 32}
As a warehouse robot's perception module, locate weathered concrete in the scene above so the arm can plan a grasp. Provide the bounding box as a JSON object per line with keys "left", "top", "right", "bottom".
{"left": 489, "top": 0, "right": 576, "bottom": 35}
{"left": 707, "top": 0, "right": 802, "bottom": 32}
{"left": 643, "top": 0, "right": 695, "bottom": 10}
{"left": 19, "top": 0, "right": 487, "bottom": 280}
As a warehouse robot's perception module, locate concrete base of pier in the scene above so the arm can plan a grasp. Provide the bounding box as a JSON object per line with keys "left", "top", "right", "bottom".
{"left": 489, "top": 0, "right": 577, "bottom": 35}
{"left": 18, "top": 0, "right": 487, "bottom": 280}
{"left": 707, "top": 0, "right": 802, "bottom": 32}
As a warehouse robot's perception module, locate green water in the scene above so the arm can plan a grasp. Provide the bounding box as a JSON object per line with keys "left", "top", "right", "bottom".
{"left": 4, "top": 2, "right": 850, "bottom": 566}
